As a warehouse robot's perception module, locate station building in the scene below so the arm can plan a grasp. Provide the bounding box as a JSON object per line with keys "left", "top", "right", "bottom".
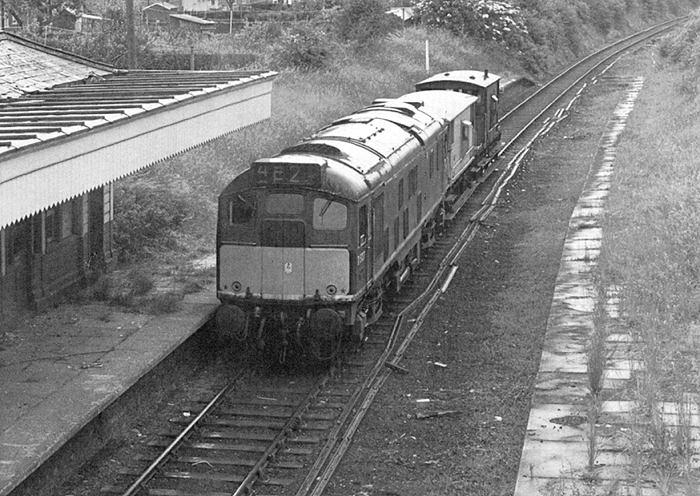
{"left": 0, "top": 31, "right": 276, "bottom": 324}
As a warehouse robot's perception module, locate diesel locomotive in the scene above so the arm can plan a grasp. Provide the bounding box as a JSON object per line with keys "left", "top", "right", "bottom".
{"left": 215, "top": 70, "right": 502, "bottom": 360}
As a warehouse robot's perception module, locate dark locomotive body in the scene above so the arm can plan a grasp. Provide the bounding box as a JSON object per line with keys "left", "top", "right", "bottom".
{"left": 216, "top": 70, "right": 501, "bottom": 360}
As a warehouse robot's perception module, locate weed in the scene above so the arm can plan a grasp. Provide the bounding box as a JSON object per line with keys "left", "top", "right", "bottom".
{"left": 599, "top": 59, "right": 700, "bottom": 492}
{"left": 127, "top": 269, "right": 154, "bottom": 296}
{"left": 111, "top": 291, "right": 134, "bottom": 308}
{"left": 91, "top": 276, "right": 112, "bottom": 302}
{"left": 145, "top": 292, "right": 182, "bottom": 315}
{"left": 587, "top": 285, "right": 610, "bottom": 397}
{"left": 586, "top": 398, "right": 601, "bottom": 474}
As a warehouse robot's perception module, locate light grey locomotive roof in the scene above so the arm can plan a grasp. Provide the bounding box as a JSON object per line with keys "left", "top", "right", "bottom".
{"left": 222, "top": 84, "right": 485, "bottom": 203}
{"left": 415, "top": 69, "right": 501, "bottom": 90}
{"left": 226, "top": 97, "right": 447, "bottom": 202}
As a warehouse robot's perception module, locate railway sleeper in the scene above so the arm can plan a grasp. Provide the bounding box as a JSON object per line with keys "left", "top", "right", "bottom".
{"left": 133, "top": 453, "right": 304, "bottom": 470}
{"left": 214, "top": 406, "right": 338, "bottom": 420}
{"left": 156, "top": 430, "right": 322, "bottom": 444}
{"left": 117, "top": 468, "right": 294, "bottom": 486}
{"left": 102, "top": 486, "right": 233, "bottom": 495}
{"left": 147, "top": 439, "right": 313, "bottom": 455}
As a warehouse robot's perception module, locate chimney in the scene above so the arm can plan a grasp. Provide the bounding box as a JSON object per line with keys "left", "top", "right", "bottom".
{"left": 484, "top": 69, "right": 489, "bottom": 80}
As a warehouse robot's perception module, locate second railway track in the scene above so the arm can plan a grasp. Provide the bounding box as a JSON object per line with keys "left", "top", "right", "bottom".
{"left": 99, "top": 17, "right": 687, "bottom": 496}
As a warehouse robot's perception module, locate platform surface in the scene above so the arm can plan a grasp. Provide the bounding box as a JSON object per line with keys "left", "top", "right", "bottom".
{"left": 0, "top": 287, "right": 218, "bottom": 496}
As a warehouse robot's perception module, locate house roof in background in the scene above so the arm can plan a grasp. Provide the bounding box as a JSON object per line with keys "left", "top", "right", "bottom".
{"left": 0, "top": 31, "right": 113, "bottom": 99}
{"left": 143, "top": 2, "right": 179, "bottom": 10}
{"left": 169, "top": 13, "right": 217, "bottom": 24}
{"left": 387, "top": 7, "right": 414, "bottom": 21}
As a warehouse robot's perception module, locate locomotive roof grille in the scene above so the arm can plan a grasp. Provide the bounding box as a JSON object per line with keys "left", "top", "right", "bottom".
{"left": 283, "top": 142, "right": 345, "bottom": 158}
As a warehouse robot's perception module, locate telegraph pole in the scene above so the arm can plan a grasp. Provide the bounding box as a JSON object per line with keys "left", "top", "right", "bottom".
{"left": 126, "top": 0, "right": 136, "bottom": 69}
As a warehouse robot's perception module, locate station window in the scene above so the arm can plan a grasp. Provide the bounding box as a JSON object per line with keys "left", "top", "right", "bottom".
{"left": 32, "top": 215, "right": 42, "bottom": 254}
{"left": 71, "top": 199, "right": 82, "bottom": 235}
{"left": 7, "top": 222, "right": 25, "bottom": 262}
{"left": 0, "top": 229, "right": 5, "bottom": 276}
{"left": 61, "top": 202, "right": 73, "bottom": 239}
{"left": 398, "top": 179, "right": 404, "bottom": 209}
{"left": 45, "top": 208, "right": 60, "bottom": 244}
{"left": 313, "top": 198, "right": 347, "bottom": 230}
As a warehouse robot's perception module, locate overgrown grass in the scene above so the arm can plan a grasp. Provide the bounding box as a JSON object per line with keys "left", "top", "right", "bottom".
{"left": 599, "top": 57, "right": 700, "bottom": 491}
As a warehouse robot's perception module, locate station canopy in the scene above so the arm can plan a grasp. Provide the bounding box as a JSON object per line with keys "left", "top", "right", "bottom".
{"left": 0, "top": 31, "right": 276, "bottom": 230}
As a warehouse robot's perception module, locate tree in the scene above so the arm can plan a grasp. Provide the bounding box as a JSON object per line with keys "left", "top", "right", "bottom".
{"left": 335, "top": 0, "right": 400, "bottom": 49}
{"left": 4, "top": 0, "right": 85, "bottom": 29}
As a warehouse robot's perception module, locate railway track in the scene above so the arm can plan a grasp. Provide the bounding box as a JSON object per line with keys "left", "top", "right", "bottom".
{"left": 101, "top": 17, "right": 686, "bottom": 496}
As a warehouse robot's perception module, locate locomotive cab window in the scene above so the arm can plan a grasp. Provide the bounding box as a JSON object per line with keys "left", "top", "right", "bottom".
{"left": 313, "top": 198, "right": 347, "bottom": 230}
{"left": 229, "top": 192, "right": 257, "bottom": 225}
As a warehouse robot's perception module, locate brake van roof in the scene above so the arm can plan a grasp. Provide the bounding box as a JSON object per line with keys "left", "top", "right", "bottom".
{"left": 416, "top": 70, "right": 501, "bottom": 90}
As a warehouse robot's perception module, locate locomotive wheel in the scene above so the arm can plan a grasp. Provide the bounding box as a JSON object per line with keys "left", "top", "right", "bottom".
{"left": 215, "top": 304, "right": 248, "bottom": 342}
{"left": 308, "top": 308, "right": 343, "bottom": 361}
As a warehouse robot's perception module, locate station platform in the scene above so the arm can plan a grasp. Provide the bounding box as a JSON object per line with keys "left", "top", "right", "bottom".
{"left": 0, "top": 284, "right": 218, "bottom": 496}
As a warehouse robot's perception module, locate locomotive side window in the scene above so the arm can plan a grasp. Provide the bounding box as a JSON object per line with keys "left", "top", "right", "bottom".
{"left": 402, "top": 209, "right": 409, "bottom": 239}
{"left": 359, "top": 205, "right": 368, "bottom": 246}
{"left": 373, "top": 193, "right": 384, "bottom": 261}
{"left": 429, "top": 150, "right": 435, "bottom": 178}
{"left": 313, "top": 198, "right": 347, "bottom": 230}
{"left": 409, "top": 168, "right": 417, "bottom": 198}
{"left": 229, "top": 192, "right": 257, "bottom": 225}
{"left": 393, "top": 217, "right": 399, "bottom": 250}
{"left": 266, "top": 193, "right": 303, "bottom": 215}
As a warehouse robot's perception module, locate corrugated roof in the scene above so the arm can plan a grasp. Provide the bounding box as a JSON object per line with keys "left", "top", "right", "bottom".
{"left": 0, "top": 68, "right": 274, "bottom": 157}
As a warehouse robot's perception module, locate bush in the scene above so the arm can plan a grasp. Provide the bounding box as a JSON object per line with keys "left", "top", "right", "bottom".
{"left": 270, "top": 23, "right": 336, "bottom": 70}
{"left": 334, "top": 0, "right": 402, "bottom": 50}
{"left": 113, "top": 177, "right": 193, "bottom": 261}
{"left": 414, "top": 0, "right": 529, "bottom": 50}
{"left": 659, "top": 10, "right": 700, "bottom": 97}
{"left": 127, "top": 269, "right": 155, "bottom": 296}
